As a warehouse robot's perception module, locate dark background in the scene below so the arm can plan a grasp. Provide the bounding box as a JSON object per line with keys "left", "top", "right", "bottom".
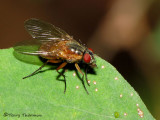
{"left": 0, "top": 0, "right": 160, "bottom": 119}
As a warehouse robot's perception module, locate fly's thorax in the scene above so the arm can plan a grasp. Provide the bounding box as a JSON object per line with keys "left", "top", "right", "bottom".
{"left": 65, "top": 45, "right": 83, "bottom": 63}
{"left": 69, "top": 48, "right": 82, "bottom": 55}
{"left": 67, "top": 40, "right": 85, "bottom": 55}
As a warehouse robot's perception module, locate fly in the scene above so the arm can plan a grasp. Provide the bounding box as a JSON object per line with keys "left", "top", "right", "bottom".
{"left": 14, "top": 18, "right": 97, "bottom": 94}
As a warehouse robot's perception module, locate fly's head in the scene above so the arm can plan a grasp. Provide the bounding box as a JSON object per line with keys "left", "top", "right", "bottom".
{"left": 83, "top": 48, "right": 97, "bottom": 68}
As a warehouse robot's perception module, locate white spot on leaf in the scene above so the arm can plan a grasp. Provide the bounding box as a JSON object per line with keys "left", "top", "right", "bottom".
{"left": 76, "top": 86, "right": 79, "bottom": 89}
{"left": 124, "top": 112, "right": 127, "bottom": 116}
{"left": 137, "top": 108, "right": 144, "bottom": 118}
{"left": 73, "top": 73, "right": 76, "bottom": 76}
{"left": 115, "top": 77, "right": 118, "bottom": 80}
{"left": 101, "top": 65, "right": 105, "bottom": 69}
{"left": 87, "top": 80, "right": 91, "bottom": 84}
{"left": 93, "top": 81, "right": 96, "bottom": 85}
{"left": 120, "top": 94, "right": 123, "bottom": 98}
{"left": 95, "top": 88, "right": 98, "bottom": 92}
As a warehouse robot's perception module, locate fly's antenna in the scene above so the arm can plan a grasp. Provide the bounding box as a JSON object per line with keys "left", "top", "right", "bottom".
{"left": 78, "top": 39, "right": 88, "bottom": 49}
{"left": 83, "top": 43, "right": 87, "bottom": 47}
{"left": 78, "top": 39, "right": 83, "bottom": 45}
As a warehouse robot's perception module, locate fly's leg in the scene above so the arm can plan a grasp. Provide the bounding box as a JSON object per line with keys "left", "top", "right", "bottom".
{"left": 23, "top": 61, "right": 48, "bottom": 79}
{"left": 56, "top": 62, "right": 67, "bottom": 93}
{"left": 75, "top": 63, "right": 89, "bottom": 94}
{"left": 48, "top": 60, "right": 67, "bottom": 93}
{"left": 85, "top": 66, "right": 90, "bottom": 86}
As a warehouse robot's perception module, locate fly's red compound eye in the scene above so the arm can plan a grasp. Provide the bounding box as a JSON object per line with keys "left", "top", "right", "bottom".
{"left": 83, "top": 53, "right": 91, "bottom": 63}
{"left": 88, "top": 48, "right": 93, "bottom": 53}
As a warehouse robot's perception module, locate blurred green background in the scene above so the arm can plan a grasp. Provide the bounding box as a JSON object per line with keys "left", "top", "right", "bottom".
{"left": 0, "top": 0, "right": 160, "bottom": 119}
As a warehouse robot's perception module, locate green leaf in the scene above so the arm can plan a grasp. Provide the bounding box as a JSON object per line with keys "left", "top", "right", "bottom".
{"left": 0, "top": 48, "right": 155, "bottom": 120}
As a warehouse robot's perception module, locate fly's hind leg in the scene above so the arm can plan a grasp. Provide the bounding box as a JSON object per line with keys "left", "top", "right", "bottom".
{"left": 75, "top": 63, "right": 89, "bottom": 94}
{"left": 23, "top": 61, "right": 48, "bottom": 79}
{"left": 55, "top": 61, "right": 67, "bottom": 93}
{"left": 48, "top": 59, "right": 67, "bottom": 93}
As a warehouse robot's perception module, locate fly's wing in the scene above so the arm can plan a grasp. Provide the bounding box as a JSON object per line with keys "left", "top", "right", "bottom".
{"left": 13, "top": 39, "right": 50, "bottom": 55}
{"left": 24, "top": 18, "right": 72, "bottom": 41}
{"left": 13, "top": 39, "right": 48, "bottom": 65}
{"left": 14, "top": 18, "right": 73, "bottom": 55}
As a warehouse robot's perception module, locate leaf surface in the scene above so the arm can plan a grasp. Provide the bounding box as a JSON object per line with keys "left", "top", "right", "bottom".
{"left": 0, "top": 48, "right": 154, "bottom": 120}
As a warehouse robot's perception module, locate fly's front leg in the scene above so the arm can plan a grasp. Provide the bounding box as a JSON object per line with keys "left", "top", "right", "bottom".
{"left": 85, "top": 65, "right": 90, "bottom": 86}
{"left": 75, "top": 63, "right": 89, "bottom": 94}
